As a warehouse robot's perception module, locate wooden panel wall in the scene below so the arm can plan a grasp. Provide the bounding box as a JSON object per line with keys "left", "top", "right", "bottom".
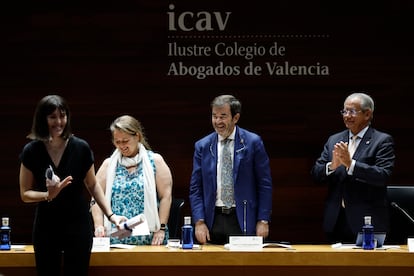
{"left": 0, "top": 1, "right": 413, "bottom": 244}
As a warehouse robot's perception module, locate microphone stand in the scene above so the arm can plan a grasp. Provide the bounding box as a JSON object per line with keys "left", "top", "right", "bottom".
{"left": 391, "top": 202, "right": 414, "bottom": 224}
{"left": 243, "top": 200, "right": 247, "bottom": 235}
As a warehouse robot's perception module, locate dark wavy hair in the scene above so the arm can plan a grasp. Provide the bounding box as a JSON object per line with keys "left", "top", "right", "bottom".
{"left": 27, "top": 95, "right": 72, "bottom": 141}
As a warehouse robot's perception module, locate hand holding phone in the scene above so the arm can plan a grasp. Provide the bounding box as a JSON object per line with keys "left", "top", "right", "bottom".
{"left": 45, "top": 165, "right": 60, "bottom": 186}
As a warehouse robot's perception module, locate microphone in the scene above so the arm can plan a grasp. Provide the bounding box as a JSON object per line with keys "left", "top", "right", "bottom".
{"left": 243, "top": 200, "right": 247, "bottom": 235}
{"left": 391, "top": 202, "right": 414, "bottom": 224}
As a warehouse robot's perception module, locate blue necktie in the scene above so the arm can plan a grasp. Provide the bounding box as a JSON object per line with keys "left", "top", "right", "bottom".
{"left": 221, "top": 139, "right": 234, "bottom": 207}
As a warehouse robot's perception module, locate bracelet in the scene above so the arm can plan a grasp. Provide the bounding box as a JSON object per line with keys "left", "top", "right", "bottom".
{"left": 124, "top": 222, "right": 133, "bottom": 232}
{"left": 107, "top": 213, "right": 115, "bottom": 220}
{"left": 45, "top": 192, "right": 52, "bottom": 202}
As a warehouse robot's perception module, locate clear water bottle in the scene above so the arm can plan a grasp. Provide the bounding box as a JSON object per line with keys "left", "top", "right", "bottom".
{"left": 0, "top": 217, "right": 11, "bottom": 250}
{"left": 362, "top": 216, "right": 375, "bottom": 250}
{"left": 181, "top": 216, "right": 193, "bottom": 249}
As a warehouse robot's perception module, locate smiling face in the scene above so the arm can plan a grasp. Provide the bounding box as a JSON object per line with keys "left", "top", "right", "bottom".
{"left": 211, "top": 103, "right": 240, "bottom": 138}
{"left": 342, "top": 97, "right": 372, "bottom": 135}
{"left": 112, "top": 129, "right": 140, "bottom": 157}
{"left": 47, "top": 108, "right": 67, "bottom": 139}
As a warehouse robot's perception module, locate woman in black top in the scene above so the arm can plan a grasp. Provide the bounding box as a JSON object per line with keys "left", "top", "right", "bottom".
{"left": 19, "top": 95, "right": 124, "bottom": 276}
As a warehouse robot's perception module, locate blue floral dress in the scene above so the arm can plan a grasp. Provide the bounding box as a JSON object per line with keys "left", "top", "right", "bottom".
{"left": 109, "top": 151, "right": 169, "bottom": 245}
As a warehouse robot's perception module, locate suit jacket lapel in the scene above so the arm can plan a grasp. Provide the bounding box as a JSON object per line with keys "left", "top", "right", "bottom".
{"left": 233, "top": 127, "right": 245, "bottom": 182}
{"left": 353, "top": 127, "right": 373, "bottom": 159}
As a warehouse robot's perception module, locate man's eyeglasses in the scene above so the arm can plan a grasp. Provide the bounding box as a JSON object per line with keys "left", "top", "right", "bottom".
{"left": 340, "top": 109, "right": 363, "bottom": 116}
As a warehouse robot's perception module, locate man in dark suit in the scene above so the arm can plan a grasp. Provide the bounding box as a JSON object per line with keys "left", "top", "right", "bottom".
{"left": 311, "top": 92, "right": 395, "bottom": 243}
{"left": 189, "top": 94, "right": 273, "bottom": 245}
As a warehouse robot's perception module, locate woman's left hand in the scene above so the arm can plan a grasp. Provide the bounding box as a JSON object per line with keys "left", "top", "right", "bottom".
{"left": 152, "top": 230, "right": 166, "bottom": 245}
{"left": 46, "top": 175, "right": 73, "bottom": 201}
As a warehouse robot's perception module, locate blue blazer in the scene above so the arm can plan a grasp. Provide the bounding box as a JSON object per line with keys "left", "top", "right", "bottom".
{"left": 311, "top": 126, "right": 395, "bottom": 234}
{"left": 189, "top": 126, "right": 273, "bottom": 235}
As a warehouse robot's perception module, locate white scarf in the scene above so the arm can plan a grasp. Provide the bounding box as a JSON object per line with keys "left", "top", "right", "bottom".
{"left": 104, "top": 143, "right": 160, "bottom": 234}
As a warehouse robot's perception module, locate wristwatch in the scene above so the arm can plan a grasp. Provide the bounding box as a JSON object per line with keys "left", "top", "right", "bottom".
{"left": 160, "top": 223, "right": 167, "bottom": 231}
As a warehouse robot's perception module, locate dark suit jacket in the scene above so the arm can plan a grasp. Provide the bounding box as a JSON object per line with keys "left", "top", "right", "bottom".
{"left": 311, "top": 126, "right": 395, "bottom": 234}
{"left": 189, "top": 126, "right": 273, "bottom": 235}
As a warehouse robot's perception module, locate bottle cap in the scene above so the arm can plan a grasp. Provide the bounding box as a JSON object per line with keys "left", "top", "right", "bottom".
{"left": 184, "top": 216, "right": 191, "bottom": 225}
{"left": 2, "top": 217, "right": 9, "bottom": 227}
{"left": 364, "top": 216, "right": 371, "bottom": 225}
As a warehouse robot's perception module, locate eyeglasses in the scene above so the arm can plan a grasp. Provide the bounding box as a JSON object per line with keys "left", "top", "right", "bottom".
{"left": 340, "top": 109, "right": 363, "bottom": 116}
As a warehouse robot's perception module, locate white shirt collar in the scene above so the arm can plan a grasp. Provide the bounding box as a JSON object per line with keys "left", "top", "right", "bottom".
{"left": 219, "top": 128, "right": 236, "bottom": 142}
{"left": 350, "top": 126, "right": 369, "bottom": 140}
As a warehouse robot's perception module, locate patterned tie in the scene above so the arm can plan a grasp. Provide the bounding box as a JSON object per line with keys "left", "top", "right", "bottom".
{"left": 221, "top": 138, "right": 234, "bottom": 208}
{"left": 348, "top": 135, "right": 358, "bottom": 158}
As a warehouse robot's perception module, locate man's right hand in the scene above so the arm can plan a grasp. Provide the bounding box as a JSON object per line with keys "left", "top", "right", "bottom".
{"left": 195, "top": 220, "right": 210, "bottom": 244}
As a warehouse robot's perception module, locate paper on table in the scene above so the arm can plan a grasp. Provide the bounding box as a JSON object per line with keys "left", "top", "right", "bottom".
{"left": 225, "top": 236, "right": 263, "bottom": 251}
{"left": 110, "top": 243, "right": 136, "bottom": 249}
{"left": 408, "top": 238, "right": 414, "bottom": 252}
{"left": 92, "top": 237, "right": 110, "bottom": 252}
{"left": 376, "top": 245, "right": 401, "bottom": 250}
{"left": 263, "top": 243, "right": 292, "bottom": 248}
{"left": 11, "top": 245, "right": 26, "bottom": 250}
{"left": 331, "top": 243, "right": 401, "bottom": 250}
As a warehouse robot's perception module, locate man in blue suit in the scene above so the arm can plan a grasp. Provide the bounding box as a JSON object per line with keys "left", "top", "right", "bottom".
{"left": 311, "top": 92, "right": 395, "bottom": 243}
{"left": 189, "top": 95, "right": 273, "bottom": 245}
